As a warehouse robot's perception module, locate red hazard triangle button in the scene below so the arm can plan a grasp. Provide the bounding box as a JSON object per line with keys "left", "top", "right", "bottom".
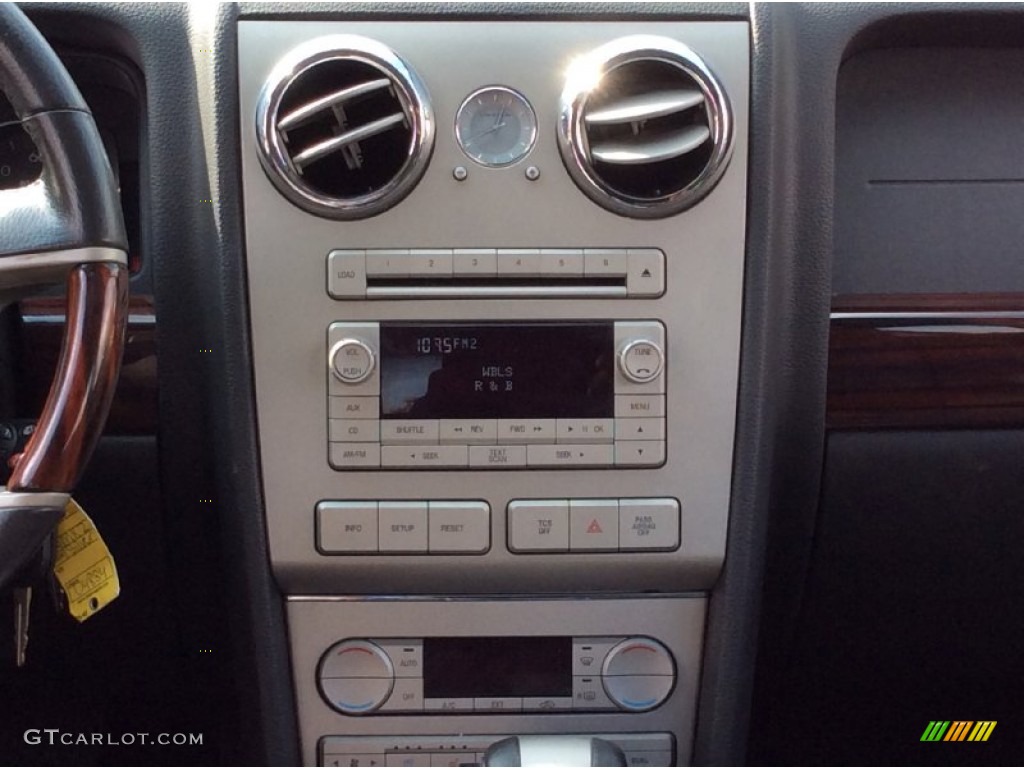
{"left": 586, "top": 519, "right": 603, "bottom": 534}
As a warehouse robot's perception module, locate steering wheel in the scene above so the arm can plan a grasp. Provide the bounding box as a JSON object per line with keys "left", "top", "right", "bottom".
{"left": 0, "top": 5, "right": 128, "bottom": 589}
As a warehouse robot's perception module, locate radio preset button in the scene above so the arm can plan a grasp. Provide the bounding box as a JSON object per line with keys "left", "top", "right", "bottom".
{"left": 496, "top": 248, "right": 541, "bottom": 276}
{"left": 614, "top": 440, "right": 665, "bottom": 467}
{"left": 440, "top": 419, "right": 497, "bottom": 444}
{"left": 498, "top": 419, "right": 555, "bottom": 443}
{"left": 614, "top": 394, "right": 665, "bottom": 419}
{"left": 329, "top": 443, "right": 382, "bottom": 470}
{"left": 584, "top": 248, "right": 628, "bottom": 276}
{"left": 406, "top": 249, "right": 453, "bottom": 277}
{"left": 330, "top": 396, "right": 380, "bottom": 420}
{"left": 378, "top": 502, "right": 428, "bottom": 552}
{"left": 468, "top": 445, "right": 527, "bottom": 468}
{"left": 540, "top": 248, "right": 584, "bottom": 276}
{"left": 385, "top": 752, "right": 431, "bottom": 766}
{"left": 365, "top": 249, "right": 410, "bottom": 276}
{"left": 618, "top": 339, "right": 664, "bottom": 384}
{"left": 508, "top": 500, "right": 569, "bottom": 552}
{"left": 556, "top": 419, "right": 614, "bottom": 443}
{"left": 381, "top": 445, "right": 469, "bottom": 469}
{"left": 453, "top": 248, "right": 497, "bottom": 275}
{"left": 569, "top": 499, "right": 619, "bottom": 551}
{"left": 527, "top": 443, "right": 615, "bottom": 468}
{"left": 380, "top": 420, "right": 440, "bottom": 445}
{"left": 327, "top": 249, "right": 367, "bottom": 299}
{"left": 318, "top": 501, "right": 379, "bottom": 552}
{"left": 618, "top": 498, "right": 680, "bottom": 551}
{"left": 329, "top": 419, "right": 381, "bottom": 443}
{"left": 614, "top": 418, "right": 664, "bottom": 442}
{"left": 428, "top": 501, "right": 490, "bottom": 553}
{"left": 330, "top": 338, "right": 376, "bottom": 385}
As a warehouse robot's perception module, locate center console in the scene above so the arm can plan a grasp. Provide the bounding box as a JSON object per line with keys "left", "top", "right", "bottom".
{"left": 238, "top": 19, "right": 748, "bottom": 766}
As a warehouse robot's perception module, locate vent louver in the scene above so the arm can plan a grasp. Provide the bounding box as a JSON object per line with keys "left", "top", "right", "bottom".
{"left": 558, "top": 36, "right": 733, "bottom": 219}
{"left": 256, "top": 36, "right": 434, "bottom": 219}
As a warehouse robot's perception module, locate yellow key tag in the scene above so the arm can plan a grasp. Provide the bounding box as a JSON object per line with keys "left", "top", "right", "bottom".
{"left": 52, "top": 498, "right": 121, "bottom": 622}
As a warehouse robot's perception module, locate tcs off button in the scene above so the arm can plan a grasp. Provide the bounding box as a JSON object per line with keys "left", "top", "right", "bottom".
{"left": 618, "top": 339, "right": 664, "bottom": 384}
{"left": 330, "top": 338, "right": 376, "bottom": 384}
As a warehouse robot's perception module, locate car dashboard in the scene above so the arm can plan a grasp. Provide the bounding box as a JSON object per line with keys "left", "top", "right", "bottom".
{"left": 1, "top": 2, "right": 1021, "bottom": 766}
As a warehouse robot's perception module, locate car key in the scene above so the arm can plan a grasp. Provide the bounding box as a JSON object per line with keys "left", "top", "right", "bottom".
{"left": 12, "top": 584, "right": 31, "bottom": 667}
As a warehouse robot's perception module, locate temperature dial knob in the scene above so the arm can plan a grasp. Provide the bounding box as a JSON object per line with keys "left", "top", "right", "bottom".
{"left": 601, "top": 636, "right": 675, "bottom": 712}
{"left": 318, "top": 639, "right": 395, "bottom": 715}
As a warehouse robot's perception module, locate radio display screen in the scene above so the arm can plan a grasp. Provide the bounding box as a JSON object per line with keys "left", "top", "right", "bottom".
{"left": 422, "top": 636, "right": 572, "bottom": 698}
{"left": 379, "top": 322, "right": 614, "bottom": 419}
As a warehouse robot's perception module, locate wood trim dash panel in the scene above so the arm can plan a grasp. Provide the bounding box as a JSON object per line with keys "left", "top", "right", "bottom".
{"left": 828, "top": 294, "right": 1024, "bottom": 430}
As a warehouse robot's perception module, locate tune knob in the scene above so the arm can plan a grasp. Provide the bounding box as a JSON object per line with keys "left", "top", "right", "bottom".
{"left": 617, "top": 338, "right": 664, "bottom": 384}
{"left": 601, "top": 636, "right": 675, "bottom": 712}
{"left": 318, "top": 639, "right": 395, "bottom": 715}
{"left": 329, "top": 338, "right": 376, "bottom": 384}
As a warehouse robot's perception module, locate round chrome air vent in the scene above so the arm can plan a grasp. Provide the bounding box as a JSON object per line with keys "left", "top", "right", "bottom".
{"left": 558, "top": 36, "right": 733, "bottom": 219}
{"left": 256, "top": 36, "right": 434, "bottom": 220}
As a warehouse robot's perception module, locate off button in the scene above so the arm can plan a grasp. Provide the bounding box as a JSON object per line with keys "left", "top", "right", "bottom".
{"left": 330, "top": 338, "right": 376, "bottom": 384}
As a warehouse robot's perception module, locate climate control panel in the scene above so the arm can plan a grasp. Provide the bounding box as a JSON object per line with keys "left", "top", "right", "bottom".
{"left": 317, "top": 635, "right": 676, "bottom": 716}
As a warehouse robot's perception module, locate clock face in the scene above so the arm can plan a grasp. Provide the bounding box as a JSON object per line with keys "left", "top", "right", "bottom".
{"left": 455, "top": 86, "right": 537, "bottom": 168}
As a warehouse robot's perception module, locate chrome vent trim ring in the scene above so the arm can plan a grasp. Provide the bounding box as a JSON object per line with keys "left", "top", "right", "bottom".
{"left": 557, "top": 35, "right": 733, "bottom": 219}
{"left": 256, "top": 35, "right": 434, "bottom": 220}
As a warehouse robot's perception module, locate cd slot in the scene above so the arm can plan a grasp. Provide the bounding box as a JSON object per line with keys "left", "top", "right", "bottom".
{"left": 327, "top": 247, "right": 665, "bottom": 299}
{"left": 366, "top": 275, "right": 627, "bottom": 299}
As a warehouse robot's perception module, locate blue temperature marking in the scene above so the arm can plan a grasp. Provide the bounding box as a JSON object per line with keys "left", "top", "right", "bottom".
{"left": 623, "top": 698, "right": 658, "bottom": 709}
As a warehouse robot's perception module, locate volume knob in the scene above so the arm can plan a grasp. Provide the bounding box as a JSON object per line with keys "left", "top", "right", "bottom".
{"left": 318, "top": 639, "right": 395, "bottom": 715}
{"left": 329, "top": 338, "right": 376, "bottom": 384}
{"left": 601, "top": 637, "right": 675, "bottom": 712}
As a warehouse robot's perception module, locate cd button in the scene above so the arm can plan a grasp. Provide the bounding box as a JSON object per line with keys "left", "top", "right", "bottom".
{"left": 473, "top": 697, "right": 523, "bottom": 712}
{"left": 440, "top": 419, "right": 497, "bottom": 444}
{"left": 330, "top": 396, "right": 380, "bottom": 420}
{"left": 614, "top": 418, "right": 664, "bottom": 442}
{"left": 423, "top": 698, "right": 474, "bottom": 712}
{"left": 380, "top": 420, "right": 440, "bottom": 444}
{"left": 381, "top": 445, "right": 469, "bottom": 469}
{"left": 498, "top": 419, "right": 555, "bottom": 443}
{"left": 556, "top": 419, "right": 614, "bottom": 443}
{"left": 614, "top": 440, "right": 665, "bottom": 467}
{"left": 507, "top": 500, "right": 569, "bottom": 552}
{"left": 329, "top": 419, "right": 380, "bottom": 443}
{"left": 468, "top": 445, "right": 527, "bottom": 468}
